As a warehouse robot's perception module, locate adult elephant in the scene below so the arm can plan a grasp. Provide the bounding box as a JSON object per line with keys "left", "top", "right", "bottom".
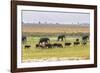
{"left": 82, "top": 35, "right": 89, "bottom": 42}
{"left": 57, "top": 34, "right": 65, "bottom": 41}
{"left": 22, "top": 36, "right": 27, "bottom": 43}
{"left": 39, "top": 37, "right": 50, "bottom": 45}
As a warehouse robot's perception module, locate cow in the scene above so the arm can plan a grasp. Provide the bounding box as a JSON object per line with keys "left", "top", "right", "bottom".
{"left": 82, "top": 42, "right": 87, "bottom": 45}
{"left": 53, "top": 43, "right": 63, "bottom": 48}
{"left": 57, "top": 34, "right": 65, "bottom": 41}
{"left": 45, "top": 44, "right": 53, "bottom": 48}
{"left": 53, "top": 43, "right": 58, "bottom": 48}
{"left": 74, "top": 42, "right": 80, "bottom": 46}
{"left": 36, "top": 44, "right": 45, "bottom": 48}
{"left": 76, "top": 39, "right": 79, "bottom": 42}
{"left": 24, "top": 45, "right": 31, "bottom": 48}
{"left": 65, "top": 42, "right": 71, "bottom": 46}
{"left": 35, "top": 44, "right": 40, "bottom": 48}
{"left": 57, "top": 44, "right": 63, "bottom": 48}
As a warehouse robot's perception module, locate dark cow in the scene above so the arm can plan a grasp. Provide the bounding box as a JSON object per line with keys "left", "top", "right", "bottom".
{"left": 82, "top": 42, "right": 87, "bottom": 45}
{"left": 57, "top": 44, "right": 63, "bottom": 48}
{"left": 36, "top": 44, "right": 43, "bottom": 48}
{"left": 76, "top": 39, "right": 79, "bottom": 42}
{"left": 74, "top": 42, "right": 80, "bottom": 46}
{"left": 65, "top": 42, "right": 71, "bottom": 46}
{"left": 53, "top": 43, "right": 58, "bottom": 48}
{"left": 35, "top": 44, "right": 40, "bottom": 48}
{"left": 39, "top": 37, "right": 50, "bottom": 44}
{"left": 22, "top": 36, "right": 27, "bottom": 43}
{"left": 57, "top": 35, "right": 65, "bottom": 41}
{"left": 45, "top": 44, "right": 53, "bottom": 48}
{"left": 53, "top": 43, "right": 63, "bottom": 48}
{"left": 24, "top": 45, "right": 31, "bottom": 48}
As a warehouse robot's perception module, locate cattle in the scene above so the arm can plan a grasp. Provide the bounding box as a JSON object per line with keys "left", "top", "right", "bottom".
{"left": 74, "top": 42, "right": 80, "bottom": 46}
{"left": 24, "top": 45, "right": 31, "bottom": 48}
{"left": 76, "top": 39, "right": 79, "bottom": 42}
{"left": 65, "top": 42, "right": 71, "bottom": 46}
{"left": 53, "top": 43, "right": 63, "bottom": 48}
{"left": 36, "top": 44, "right": 45, "bottom": 48}
{"left": 53, "top": 43, "right": 58, "bottom": 48}
{"left": 45, "top": 44, "right": 53, "bottom": 48}
{"left": 57, "top": 34, "right": 65, "bottom": 41}
{"left": 35, "top": 44, "right": 40, "bottom": 48}
{"left": 82, "top": 42, "right": 87, "bottom": 45}
{"left": 57, "top": 44, "right": 63, "bottom": 48}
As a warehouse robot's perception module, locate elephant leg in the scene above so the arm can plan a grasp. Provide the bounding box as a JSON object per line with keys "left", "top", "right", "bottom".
{"left": 61, "top": 38, "right": 62, "bottom": 41}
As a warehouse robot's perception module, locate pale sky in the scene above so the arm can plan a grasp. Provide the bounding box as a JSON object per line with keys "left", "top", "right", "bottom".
{"left": 22, "top": 10, "right": 90, "bottom": 24}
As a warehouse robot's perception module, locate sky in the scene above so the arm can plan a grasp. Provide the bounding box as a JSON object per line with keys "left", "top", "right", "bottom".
{"left": 22, "top": 10, "right": 90, "bottom": 25}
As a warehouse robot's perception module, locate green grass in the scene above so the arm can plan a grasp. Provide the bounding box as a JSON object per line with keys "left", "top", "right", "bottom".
{"left": 22, "top": 36, "right": 90, "bottom": 61}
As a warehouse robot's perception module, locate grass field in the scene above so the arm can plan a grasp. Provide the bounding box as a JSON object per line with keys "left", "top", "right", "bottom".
{"left": 22, "top": 36, "right": 90, "bottom": 62}
{"left": 22, "top": 24, "right": 90, "bottom": 62}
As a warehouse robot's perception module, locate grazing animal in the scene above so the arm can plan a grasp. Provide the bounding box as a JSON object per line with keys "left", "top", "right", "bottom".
{"left": 82, "top": 42, "right": 87, "bottom": 45}
{"left": 22, "top": 36, "right": 27, "bottom": 43}
{"left": 57, "top": 35, "right": 65, "bottom": 41}
{"left": 53, "top": 43, "right": 63, "bottom": 48}
{"left": 53, "top": 43, "right": 58, "bottom": 47}
{"left": 57, "top": 44, "right": 63, "bottom": 48}
{"left": 74, "top": 42, "right": 80, "bottom": 46}
{"left": 35, "top": 44, "right": 40, "bottom": 48}
{"left": 82, "top": 35, "right": 89, "bottom": 42}
{"left": 45, "top": 44, "right": 53, "bottom": 48}
{"left": 25, "top": 45, "right": 31, "bottom": 48}
{"left": 65, "top": 43, "right": 71, "bottom": 46}
{"left": 39, "top": 37, "right": 50, "bottom": 45}
{"left": 76, "top": 39, "right": 79, "bottom": 42}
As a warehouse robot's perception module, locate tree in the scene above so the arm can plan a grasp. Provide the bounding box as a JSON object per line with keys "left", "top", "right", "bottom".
{"left": 39, "top": 21, "right": 40, "bottom": 24}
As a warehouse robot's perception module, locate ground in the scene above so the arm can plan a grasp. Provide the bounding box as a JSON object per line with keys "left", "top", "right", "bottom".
{"left": 22, "top": 36, "right": 90, "bottom": 62}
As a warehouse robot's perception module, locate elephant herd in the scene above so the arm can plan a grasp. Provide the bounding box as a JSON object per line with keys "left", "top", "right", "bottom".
{"left": 22, "top": 35, "right": 89, "bottom": 49}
